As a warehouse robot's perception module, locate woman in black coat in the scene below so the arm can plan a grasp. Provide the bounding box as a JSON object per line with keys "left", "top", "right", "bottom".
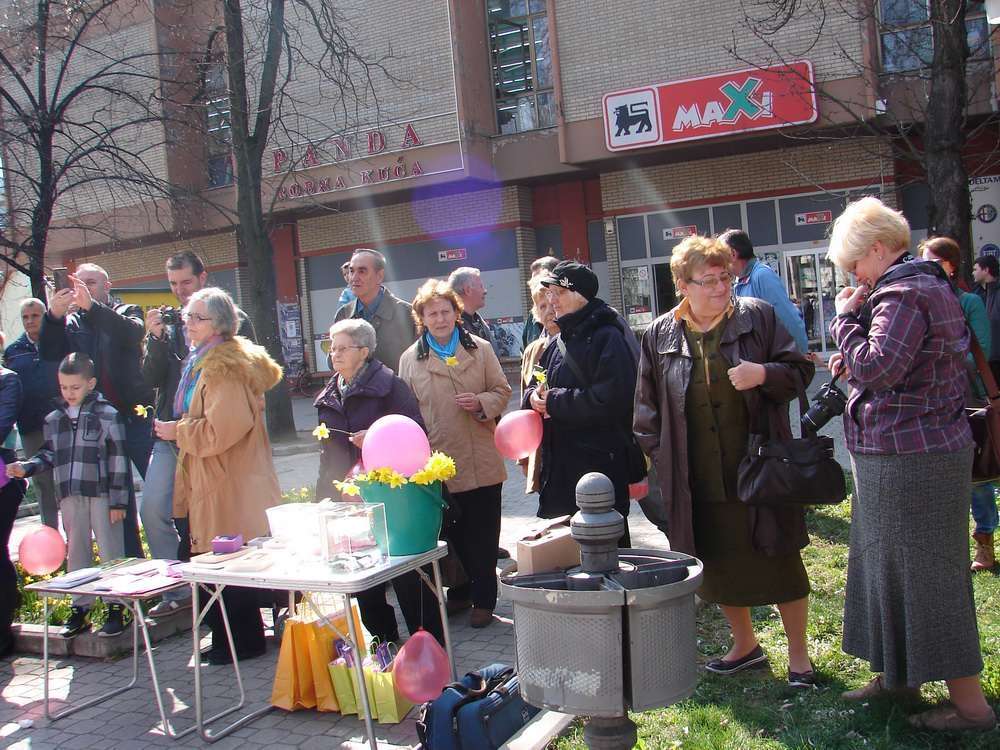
{"left": 522, "top": 262, "right": 639, "bottom": 544}
{"left": 314, "top": 318, "right": 443, "bottom": 645}
{"left": 0, "top": 337, "right": 25, "bottom": 658}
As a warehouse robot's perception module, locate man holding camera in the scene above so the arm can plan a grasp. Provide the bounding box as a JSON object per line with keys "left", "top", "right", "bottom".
{"left": 40, "top": 263, "right": 154, "bottom": 559}
{"left": 141, "top": 251, "right": 254, "bottom": 615}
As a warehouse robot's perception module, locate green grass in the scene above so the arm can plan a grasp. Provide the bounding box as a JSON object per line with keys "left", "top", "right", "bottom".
{"left": 553, "top": 493, "right": 1000, "bottom": 749}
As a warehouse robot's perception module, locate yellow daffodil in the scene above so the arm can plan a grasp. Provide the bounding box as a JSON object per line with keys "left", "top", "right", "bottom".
{"left": 333, "top": 480, "right": 361, "bottom": 497}
{"left": 445, "top": 355, "right": 458, "bottom": 367}
{"left": 425, "top": 452, "right": 457, "bottom": 482}
{"left": 312, "top": 423, "right": 331, "bottom": 440}
{"left": 533, "top": 367, "right": 547, "bottom": 385}
{"left": 410, "top": 469, "right": 433, "bottom": 485}
{"left": 134, "top": 404, "right": 153, "bottom": 418}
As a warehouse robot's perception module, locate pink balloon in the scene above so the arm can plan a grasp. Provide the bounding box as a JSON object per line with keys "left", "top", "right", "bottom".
{"left": 393, "top": 629, "right": 451, "bottom": 703}
{"left": 494, "top": 410, "right": 543, "bottom": 461}
{"left": 362, "top": 415, "right": 431, "bottom": 476}
{"left": 629, "top": 478, "right": 649, "bottom": 500}
{"left": 18, "top": 527, "right": 67, "bottom": 575}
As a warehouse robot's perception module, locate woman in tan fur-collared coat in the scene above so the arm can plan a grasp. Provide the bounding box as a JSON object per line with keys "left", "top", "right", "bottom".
{"left": 155, "top": 287, "right": 282, "bottom": 664}
{"left": 398, "top": 280, "right": 511, "bottom": 629}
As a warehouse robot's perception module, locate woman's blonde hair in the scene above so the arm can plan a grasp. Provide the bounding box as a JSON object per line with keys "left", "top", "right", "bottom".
{"left": 827, "top": 196, "right": 910, "bottom": 271}
{"left": 669, "top": 235, "right": 732, "bottom": 286}
{"left": 411, "top": 279, "right": 464, "bottom": 332}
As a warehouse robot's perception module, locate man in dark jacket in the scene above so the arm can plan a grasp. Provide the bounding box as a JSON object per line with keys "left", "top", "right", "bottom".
{"left": 0, "top": 355, "right": 25, "bottom": 658}
{"left": 40, "top": 262, "right": 153, "bottom": 558}
{"left": 523, "top": 262, "right": 639, "bottom": 545}
{"left": 974, "top": 254, "right": 1000, "bottom": 383}
{"left": 4, "top": 298, "right": 60, "bottom": 529}
{"left": 141, "top": 250, "right": 254, "bottom": 615}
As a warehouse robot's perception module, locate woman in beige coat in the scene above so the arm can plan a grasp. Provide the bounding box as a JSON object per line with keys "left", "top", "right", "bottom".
{"left": 398, "top": 280, "right": 511, "bottom": 628}
{"left": 155, "top": 287, "right": 282, "bottom": 664}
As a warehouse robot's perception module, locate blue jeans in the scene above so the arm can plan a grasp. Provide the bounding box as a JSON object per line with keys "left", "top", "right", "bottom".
{"left": 140, "top": 440, "right": 188, "bottom": 601}
{"left": 122, "top": 414, "right": 154, "bottom": 559}
{"left": 971, "top": 482, "right": 999, "bottom": 535}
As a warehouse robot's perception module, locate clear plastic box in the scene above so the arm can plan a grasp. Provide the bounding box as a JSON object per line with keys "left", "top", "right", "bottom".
{"left": 319, "top": 502, "right": 388, "bottom": 573}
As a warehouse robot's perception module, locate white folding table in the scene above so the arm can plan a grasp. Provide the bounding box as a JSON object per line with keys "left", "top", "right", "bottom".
{"left": 178, "top": 541, "right": 455, "bottom": 747}
{"left": 25, "top": 561, "right": 197, "bottom": 739}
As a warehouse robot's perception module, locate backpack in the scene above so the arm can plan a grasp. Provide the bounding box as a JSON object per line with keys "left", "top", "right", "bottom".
{"left": 416, "top": 663, "right": 539, "bottom": 749}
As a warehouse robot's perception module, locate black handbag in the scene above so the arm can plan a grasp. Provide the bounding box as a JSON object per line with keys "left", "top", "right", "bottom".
{"left": 737, "top": 378, "right": 846, "bottom": 506}
{"left": 966, "top": 329, "right": 1000, "bottom": 483}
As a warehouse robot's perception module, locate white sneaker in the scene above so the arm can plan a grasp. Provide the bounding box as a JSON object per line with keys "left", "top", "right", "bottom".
{"left": 148, "top": 599, "right": 190, "bottom": 618}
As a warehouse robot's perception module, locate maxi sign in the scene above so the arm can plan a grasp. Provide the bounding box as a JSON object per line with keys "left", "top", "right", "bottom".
{"left": 603, "top": 61, "right": 817, "bottom": 152}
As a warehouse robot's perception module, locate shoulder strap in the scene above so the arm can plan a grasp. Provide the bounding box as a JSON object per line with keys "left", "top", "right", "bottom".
{"left": 555, "top": 336, "right": 586, "bottom": 384}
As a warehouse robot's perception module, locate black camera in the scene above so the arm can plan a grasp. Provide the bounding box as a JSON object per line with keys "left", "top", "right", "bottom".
{"left": 159, "top": 306, "right": 181, "bottom": 326}
{"left": 801, "top": 374, "right": 848, "bottom": 435}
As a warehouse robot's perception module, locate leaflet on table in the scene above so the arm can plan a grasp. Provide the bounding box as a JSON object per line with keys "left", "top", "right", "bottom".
{"left": 43, "top": 567, "right": 103, "bottom": 589}
{"left": 94, "top": 573, "right": 179, "bottom": 595}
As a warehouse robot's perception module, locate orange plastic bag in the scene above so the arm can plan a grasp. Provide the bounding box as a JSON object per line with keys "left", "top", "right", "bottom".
{"left": 270, "top": 621, "right": 315, "bottom": 710}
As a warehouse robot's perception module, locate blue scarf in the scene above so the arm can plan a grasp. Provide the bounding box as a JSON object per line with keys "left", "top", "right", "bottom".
{"left": 173, "top": 336, "right": 224, "bottom": 417}
{"left": 424, "top": 328, "right": 459, "bottom": 361}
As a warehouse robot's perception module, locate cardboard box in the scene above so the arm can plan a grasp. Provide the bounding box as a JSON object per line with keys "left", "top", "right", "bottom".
{"left": 515, "top": 516, "right": 581, "bottom": 575}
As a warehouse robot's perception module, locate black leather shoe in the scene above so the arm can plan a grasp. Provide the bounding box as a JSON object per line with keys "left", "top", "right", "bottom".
{"left": 705, "top": 644, "right": 769, "bottom": 675}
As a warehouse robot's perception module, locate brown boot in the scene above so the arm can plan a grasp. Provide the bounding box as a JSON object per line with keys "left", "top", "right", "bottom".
{"left": 971, "top": 532, "right": 996, "bottom": 572}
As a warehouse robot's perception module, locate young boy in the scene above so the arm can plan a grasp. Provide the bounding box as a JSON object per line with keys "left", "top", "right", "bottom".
{"left": 7, "top": 353, "right": 131, "bottom": 637}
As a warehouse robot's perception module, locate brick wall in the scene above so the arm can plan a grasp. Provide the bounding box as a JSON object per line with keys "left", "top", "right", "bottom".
{"left": 75, "top": 232, "right": 238, "bottom": 284}
{"left": 554, "top": 0, "right": 865, "bottom": 123}
{"left": 601, "top": 139, "right": 893, "bottom": 212}
{"left": 297, "top": 185, "right": 528, "bottom": 253}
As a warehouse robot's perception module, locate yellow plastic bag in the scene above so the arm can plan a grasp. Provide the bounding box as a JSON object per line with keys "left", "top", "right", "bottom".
{"left": 328, "top": 658, "right": 359, "bottom": 715}
{"left": 271, "top": 621, "right": 315, "bottom": 710}
{"left": 302, "top": 619, "right": 340, "bottom": 712}
{"left": 372, "top": 663, "right": 414, "bottom": 724}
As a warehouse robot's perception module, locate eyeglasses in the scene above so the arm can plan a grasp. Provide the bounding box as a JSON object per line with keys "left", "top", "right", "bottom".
{"left": 329, "top": 345, "right": 365, "bottom": 356}
{"left": 182, "top": 313, "right": 212, "bottom": 323}
{"left": 687, "top": 272, "right": 733, "bottom": 289}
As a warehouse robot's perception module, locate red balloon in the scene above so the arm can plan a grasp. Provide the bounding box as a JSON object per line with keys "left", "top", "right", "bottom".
{"left": 629, "top": 478, "right": 649, "bottom": 500}
{"left": 494, "top": 409, "right": 543, "bottom": 461}
{"left": 393, "top": 629, "right": 451, "bottom": 703}
{"left": 18, "top": 527, "right": 67, "bottom": 575}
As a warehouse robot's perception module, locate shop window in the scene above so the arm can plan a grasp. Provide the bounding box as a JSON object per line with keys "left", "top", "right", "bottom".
{"left": 879, "top": 1, "right": 989, "bottom": 74}
{"left": 202, "top": 58, "right": 234, "bottom": 188}
{"left": 488, "top": 0, "right": 556, "bottom": 134}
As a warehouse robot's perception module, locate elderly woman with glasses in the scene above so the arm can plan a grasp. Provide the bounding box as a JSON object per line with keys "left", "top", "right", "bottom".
{"left": 518, "top": 276, "right": 560, "bottom": 494}
{"left": 154, "top": 287, "right": 282, "bottom": 664}
{"left": 633, "top": 236, "right": 816, "bottom": 687}
{"left": 314, "top": 318, "right": 444, "bottom": 645}
{"left": 827, "top": 198, "right": 994, "bottom": 731}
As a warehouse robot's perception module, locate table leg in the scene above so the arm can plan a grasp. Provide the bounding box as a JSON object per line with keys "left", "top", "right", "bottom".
{"left": 133, "top": 601, "right": 196, "bottom": 739}
{"left": 191, "top": 582, "right": 273, "bottom": 743}
{"left": 43, "top": 596, "right": 141, "bottom": 722}
{"left": 344, "top": 592, "right": 378, "bottom": 750}
{"left": 431, "top": 560, "right": 457, "bottom": 680}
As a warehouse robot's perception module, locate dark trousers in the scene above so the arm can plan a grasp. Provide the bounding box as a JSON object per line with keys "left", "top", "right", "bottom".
{"left": 355, "top": 567, "right": 445, "bottom": 646}
{"left": 123, "top": 414, "right": 153, "bottom": 559}
{"left": 202, "top": 584, "right": 265, "bottom": 655}
{"left": 446, "top": 483, "right": 502, "bottom": 610}
{"left": 0, "top": 479, "right": 26, "bottom": 648}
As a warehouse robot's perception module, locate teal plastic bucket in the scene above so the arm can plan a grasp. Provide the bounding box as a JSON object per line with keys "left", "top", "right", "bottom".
{"left": 359, "top": 480, "right": 446, "bottom": 556}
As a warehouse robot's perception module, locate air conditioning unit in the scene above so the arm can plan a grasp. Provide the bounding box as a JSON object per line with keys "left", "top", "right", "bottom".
{"left": 875, "top": 98, "right": 887, "bottom": 115}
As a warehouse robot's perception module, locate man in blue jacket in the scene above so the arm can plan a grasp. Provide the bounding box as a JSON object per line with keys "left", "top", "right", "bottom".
{"left": 721, "top": 229, "right": 810, "bottom": 354}
{"left": 4, "top": 298, "right": 60, "bottom": 529}
{"left": 40, "top": 263, "right": 154, "bottom": 558}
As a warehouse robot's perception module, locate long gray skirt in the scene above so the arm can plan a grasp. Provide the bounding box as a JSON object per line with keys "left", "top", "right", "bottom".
{"left": 844, "top": 448, "right": 983, "bottom": 687}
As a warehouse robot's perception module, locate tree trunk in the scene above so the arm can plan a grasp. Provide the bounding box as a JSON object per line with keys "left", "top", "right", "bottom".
{"left": 235, "top": 197, "right": 298, "bottom": 441}
{"left": 924, "top": 1, "right": 971, "bottom": 275}
{"left": 223, "top": 0, "right": 297, "bottom": 442}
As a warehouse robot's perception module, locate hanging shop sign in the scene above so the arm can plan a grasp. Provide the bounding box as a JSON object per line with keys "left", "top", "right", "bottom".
{"left": 437, "top": 248, "right": 467, "bottom": 262}
{"left": 603, "top": 61, "right": 817, "bottom": 152}
{"left": 662, "top": 225, "right": 698, "bottom": 240}
{"left": 794, "top": 210, "right": 833, "bottom": 226}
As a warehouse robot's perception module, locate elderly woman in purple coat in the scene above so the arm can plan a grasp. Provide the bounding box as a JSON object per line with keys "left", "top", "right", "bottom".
{"left": 314, "top": 318, "right": 443, "bottom": 645}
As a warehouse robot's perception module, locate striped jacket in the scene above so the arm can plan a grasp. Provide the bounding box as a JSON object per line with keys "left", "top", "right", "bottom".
{"left": 23, "top": 391, "right": 129, "bottom": 509}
